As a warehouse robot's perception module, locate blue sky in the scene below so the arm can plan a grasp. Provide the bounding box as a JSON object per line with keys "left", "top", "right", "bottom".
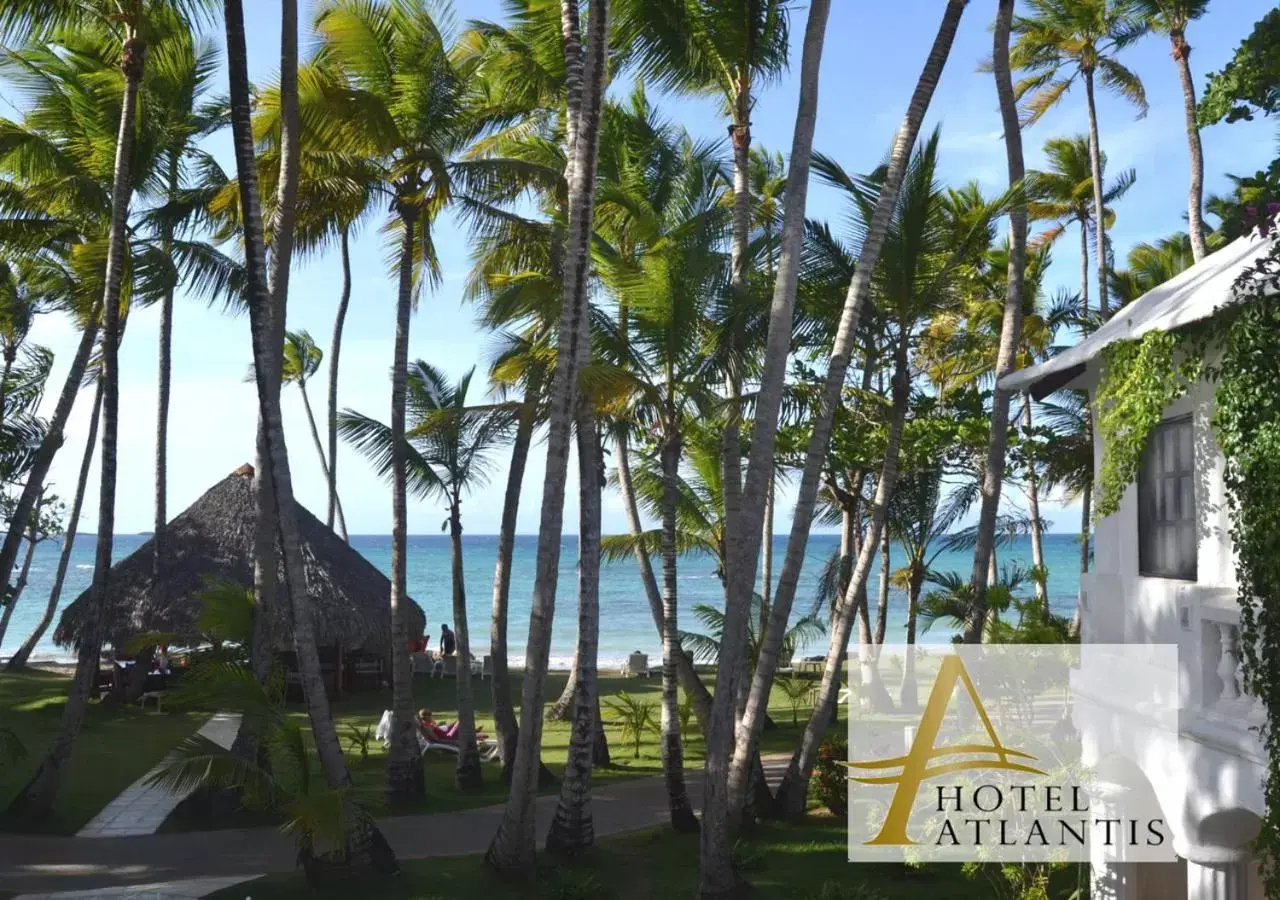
{"left": 24, "top": 0, "right": 1279, "bottom": 536}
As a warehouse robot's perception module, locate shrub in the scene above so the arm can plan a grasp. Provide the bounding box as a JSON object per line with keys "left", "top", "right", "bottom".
{"left": 812, "top": 738, "right": 849, "bottom": 816}
{"left": 537, "top": 870, "right": 610, "bottom": 900}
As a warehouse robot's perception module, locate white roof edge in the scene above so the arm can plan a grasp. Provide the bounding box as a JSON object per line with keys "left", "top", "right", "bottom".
{"left": 999, "top": 231, "right": 1278, "bottom": 394}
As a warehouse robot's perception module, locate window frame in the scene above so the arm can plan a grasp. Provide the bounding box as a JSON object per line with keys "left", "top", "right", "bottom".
{"left": 1136, "top": 414, "right": 1198, "bottom": 581}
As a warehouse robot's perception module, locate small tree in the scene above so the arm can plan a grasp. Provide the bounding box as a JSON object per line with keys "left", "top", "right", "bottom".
{"left": 603, "top": 691, "right": 658, "bottom": 759}
{"left": 776, "top": 675, "right": 812, "bottom": 725}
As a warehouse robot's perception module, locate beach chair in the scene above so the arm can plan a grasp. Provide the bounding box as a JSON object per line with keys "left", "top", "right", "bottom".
{"left": 421, "top": 733, "right": 501, "bottom": 763}
{"left": 376, "top": 710, "right": 500, "bottom": 763}
{"left": 622, "top": 651, "right": 648, "bottom": 678}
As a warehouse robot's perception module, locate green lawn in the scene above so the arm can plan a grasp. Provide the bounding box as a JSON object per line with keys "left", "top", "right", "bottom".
{"left": 1, "top": 665, "right": 846, "bottom": 836}
{"left": 166, "top": 669, "right": 842, "bottom": 828}
{"left": 0, "top": 669, "right": 206, "bottom": 835}
{"left": 209, "top": 814, "right": 1087, "bottom": 900}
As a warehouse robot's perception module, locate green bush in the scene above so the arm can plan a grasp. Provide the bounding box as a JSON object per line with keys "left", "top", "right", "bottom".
{"left": 537, "top": 870, "right": 610, "bottom": 900}
{"left": 812, "top": 738, "right": 849, "bottom": 816}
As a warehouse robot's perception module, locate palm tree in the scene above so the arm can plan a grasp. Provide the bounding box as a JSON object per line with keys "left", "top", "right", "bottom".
{"left": 6, "top": 382, "right": 101, "bottom": 671}
{"left": 1110, "top": 230, "right": 1216, "bottom": 305}
{"left": 342, "top": 363, "right": 512, "bottom": 791}
{"left": 145, "top": 21, "right": 224, "bottom": 616}
{"left": 615, "top": 0, "right": 792, "bottom": 598}
{"left": 1038, "top": 388, "right": 1093, "bottom": 631}
{"left": 964, "top": 0, "right": 1030, "bottom": 644}
{"left": 728, "top": 1, "right": 966, "bottom": 853}
{"left": 545, "top": 318, "right": 604, "bottom": 856}
{"left": 681, "top": 595, "right": 826, "bottom": 685}
{"left": 772, "top": 129, "right": 1010, "bottom": 818}
{"left": 223, "top": 0, "right": 396, "bottom": 874}
{"left": 1011, "top": 0, "right": 1148, "bottom": 314}
{"left": 592, "top": 101, "right": 728, "bottom": 831}
{"left": 458, "top": 1, "right": 573, "bottom": 777}
{"left": 886, "top": 470, "right": 977, "bottom": 709}
{"left": 1027, "top": 135, "right": 1134, "bottom": 317}
{"left": 486, "top": 0, "right": 611, "bottom": 878}
{"left": 1, "top": 0, "right": 213, "bottom": 818}
{"left": 0, "top": 272, "right": 42, "bottom": 425}
{"left": 748, "top": 146, "right": 787, "bottom": 613}
{"left": 311, "top": 0, "right": 474, "bottom": 804}
{"left": 271, "top": 330, "right": 348, "bottom": 536}
{"left": 1134, "top": 0, "right": 1211, "bottom": 260}
{"left": 253, "top": 72, "right": 381, "bottom": 541}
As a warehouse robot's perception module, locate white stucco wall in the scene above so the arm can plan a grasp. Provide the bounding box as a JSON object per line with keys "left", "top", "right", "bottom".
{"left": 1073, "top": 354, "right": 1266, "bottom": 869}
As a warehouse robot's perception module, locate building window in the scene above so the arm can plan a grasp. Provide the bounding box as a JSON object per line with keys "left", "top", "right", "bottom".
{"left": 1138, "top": 415, "right": 1197, "bottom": 581}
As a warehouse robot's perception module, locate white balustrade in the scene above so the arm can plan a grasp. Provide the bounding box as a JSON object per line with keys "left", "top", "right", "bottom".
{"left": 1200, "top": 608, "right": 1266, "bottom": 724}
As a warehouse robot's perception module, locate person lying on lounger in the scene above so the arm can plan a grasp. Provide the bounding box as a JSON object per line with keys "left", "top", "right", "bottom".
{"left": 417, "top": 708, "right": 488, "bottom": 742}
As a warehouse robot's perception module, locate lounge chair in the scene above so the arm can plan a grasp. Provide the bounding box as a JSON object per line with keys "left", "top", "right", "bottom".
{"left": 420, "top": 732, "right": 501, "bottom": 763}
{"left": 375, "top": 710, "right": 500, "bottom": 762}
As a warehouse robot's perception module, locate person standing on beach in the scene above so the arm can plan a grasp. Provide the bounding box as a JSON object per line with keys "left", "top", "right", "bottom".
{"left": 440, "top": 624, "right": 456, "bottom": 657}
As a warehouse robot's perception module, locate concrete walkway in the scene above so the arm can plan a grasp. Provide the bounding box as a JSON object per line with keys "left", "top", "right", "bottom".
{"left": 76, "top": 713, "right": 242, "bottom": 839}
{"left": 2, "top": 757, "right": 791, "bottom": 898}
{"left": 12, "top": 875, "right": 248, "bottom": 900}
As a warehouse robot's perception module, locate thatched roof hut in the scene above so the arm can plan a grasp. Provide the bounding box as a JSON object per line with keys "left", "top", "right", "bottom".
{"left": 56, "top": 464, "right": 423, "bottom": 657}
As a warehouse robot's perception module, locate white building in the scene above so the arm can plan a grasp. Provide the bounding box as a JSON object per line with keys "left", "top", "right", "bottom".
{"left": 1003, "top": 231, "right": 1278, "bottom": 900}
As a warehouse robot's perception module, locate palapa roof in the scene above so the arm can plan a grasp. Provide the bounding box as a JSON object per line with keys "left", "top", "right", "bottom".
{"left": 56, "top": 464, "right": 424, "bottom": 654}
{"left": 1001, "top": 231, "right": 1278, "bottom": 399}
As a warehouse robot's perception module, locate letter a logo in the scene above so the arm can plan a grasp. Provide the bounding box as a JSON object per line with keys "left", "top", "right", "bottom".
{"left": 846, "top": 654, "right": 1046, "bottom": 845}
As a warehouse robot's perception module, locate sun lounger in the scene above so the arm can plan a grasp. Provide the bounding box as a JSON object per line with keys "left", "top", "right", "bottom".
{"left": 376, "top": 710, "right": 499, "bottom": 762}
{"left": 421, "top": 735, "right": 501, "bottom": 763}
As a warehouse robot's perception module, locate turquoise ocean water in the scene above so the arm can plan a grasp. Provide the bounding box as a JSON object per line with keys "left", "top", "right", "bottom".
{"left": 0, "top": 532, "right": 1083, "bottom": 668}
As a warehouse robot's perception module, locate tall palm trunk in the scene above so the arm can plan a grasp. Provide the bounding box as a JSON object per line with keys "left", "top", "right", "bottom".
{"left": 1078, "top": 220, "right": 1090, "bottom": 313}
{"left": 1171, "top": 30, "right": 1207, "bottom": 262}
{"left": 224, "top": 0, "right": 394, "bottom": 872}
{"left": 900, "top": 566, "right": 924, "bottom": 711}
{"left": 154, "top": 156, "right": 179, "bottom": 615}
{"left": 614, "top": 434, "right": 713, "bottom": 732}
{"left": 963, "top": 0, "right": 1026, "bottom": 643}
{"left": 449, "top": 499, "right": 482, "bottom": 791}
{"left": 7, "top": 382, "right": 101, "bottom": 671}
{"left": 855, "top": 537, "right": 891, "bottom": 713}
{"left": 386, "top": 211, "right": 424, "bottom": 803}
{"left": 548, "top": 649, "right": 580, "bottom": 721}
{"left": 874, "top": 531, "right": 889, "bottom": 646}
{"left": 761, "top": 474, "right": 773, "bottom": 616}
{"left": 0, "top": 310, "right": 99, "bottom": 603}
{"left": 297, "top": 378, "right": 346, "bottom": 536}
{"left": 707, "top": 6, "right": 840, "bottom": 880}
{"left": 773, "top": 337, "right": 912, "bottom": 821}
{"left": 546, "top": 335, "right": 602, "bottom": 855}
{"left": 10, "top": 32, "right": 143, "bottom": 817}
{"left": 720, "top": 76, "right": 752, "bottom": 623}
{"left": 486, "top": 0, "right": 608, "bottom": 878}
{"left": 236, "top": 427, "right": 278, "bottom": 764}
{"left": 491, "top": 378, "right": 538, "bottom": 779}
{"left": 0, "top": 489, "right": 45, "bottom": 649}
{"left": 327, "top": 226, "right": 352, "bottom": 538}
{"left": 1083, "top": 69, "right": 1109, "bottom": 314}
{"left": 1023, "top": 396, "right": 1048, "bottom": 610}
{"left": 659, "top": 427, "right": 698, "bottom": 832}
{"left": 0, "top": 350, "right": 15, "bottom": 428}
{"left": 723, "top": 0, "right": 963, "bottom": 851}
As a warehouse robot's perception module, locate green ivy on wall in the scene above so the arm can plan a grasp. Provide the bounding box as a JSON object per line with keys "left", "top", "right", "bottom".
{"left": 1093, "top": 328, "right": 1206, "bottom": 519}
{"left": 1094, "top": 233, "right": 1280, "bottom": 892}
{"left": 1212, "top": 236, "right": 1280, "bottom": 894}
